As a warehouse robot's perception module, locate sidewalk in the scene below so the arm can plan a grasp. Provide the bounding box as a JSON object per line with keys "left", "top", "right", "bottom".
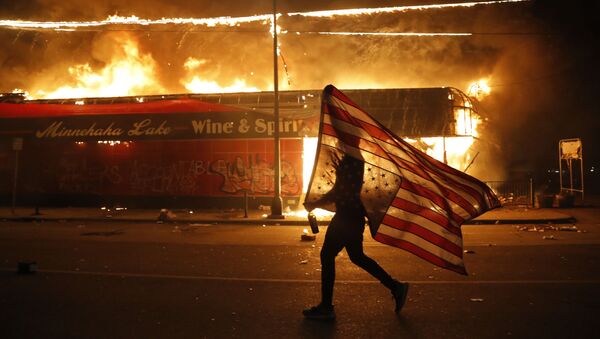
{"left": 0, "top": 205, "right": 576, "bottom": 225}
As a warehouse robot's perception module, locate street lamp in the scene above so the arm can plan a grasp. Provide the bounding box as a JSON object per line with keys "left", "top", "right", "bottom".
{"left": 269, "top": 0, "right": 284, "bottom": 219}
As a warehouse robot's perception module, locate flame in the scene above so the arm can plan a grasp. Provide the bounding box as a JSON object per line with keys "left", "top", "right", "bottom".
{"left": 182, "top": 57, "right": 259, "bottom": 94}
{"left": 34, "top": 34, "right": 163, "bottom": 99}
{"left": 308, "top": 32, "right": 471, "bottom": 37}
{"left": 467, "top": 79, "right": 491, "bottom": 100}
{"left": 0, "top": 14, "right": 272, "bottom": 30}
{"left": 0, "top": 1, "right": 530, "bottom": 31}
{"left": 405, "top": 136, "right": 475, "bottom": 170}
{"left": 403, "top": 94, "right": 481, "bottom": 170}
{"left": 288, "top": 1, "right": 528, "bottom": 17}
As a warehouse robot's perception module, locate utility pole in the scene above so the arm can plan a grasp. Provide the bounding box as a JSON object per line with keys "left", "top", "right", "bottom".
{"left": 269, "top": 0, "right": 284, "bottom": 219}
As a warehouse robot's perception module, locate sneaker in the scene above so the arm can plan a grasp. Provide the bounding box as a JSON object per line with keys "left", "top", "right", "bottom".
{"left": 302, "top": 304, "right": 336, "bottom": 320}
{"left": 392, "top": 280, "right": 409, "bottom": 313}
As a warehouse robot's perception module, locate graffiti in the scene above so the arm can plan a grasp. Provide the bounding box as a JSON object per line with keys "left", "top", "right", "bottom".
{"left": 3, "top": 140, "right": 303, "bottom": 198}
{"left": 210, "top": 155, "right": 300, "bottom": 195}
{"left": 129, "top": 160, "right": 209, "bottom": 195}
{"left": 57, "top": 158, "right": 122, "bottom": 194}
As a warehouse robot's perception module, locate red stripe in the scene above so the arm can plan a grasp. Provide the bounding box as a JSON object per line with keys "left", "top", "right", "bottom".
{"left": 391, "top": 153, "right": 486, "bottom": 207}
{"left": 410, "top": 149, "right": 495, "bottom": 207}
{"left": 390, "top": 152, "right": 481, "bottom": 214}
{"left": 324, "top": 85, "right": 362, "bottom": 110}
{"left": 392, "top": 197, "right": 461, "bottom": 235}
{"left": 322, "top": 123, "right": 392, "bottom": 161}
{"left": 399, "top": 179, "right": 467, "bottom": 224}
{"left": 325, "top": 106, "right": 396, "bottom": 144}
{"left": 382, "top": 215, "right": 463, "bottom": 257}
{"left": 374, "top": 233, "right": 467, "bottom": 275}
{"left": 0, "top": 99, "right": 242, "bottom": 119}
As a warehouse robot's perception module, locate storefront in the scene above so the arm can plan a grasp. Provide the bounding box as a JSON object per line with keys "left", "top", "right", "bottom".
{"left": 1, "top": 87, "right": 481, "bottom": 209}
{"left": 0, "top": 97, "right": 317, "bottom": 208}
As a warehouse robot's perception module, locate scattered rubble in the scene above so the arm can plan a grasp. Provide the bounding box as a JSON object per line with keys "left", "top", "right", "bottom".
{"left": 157, "top": 209, "right": 176, "bottom": 222}
{"left": 516, "top": 225, "right": 580, "bottom": 233}
{"left": 301, "top": 229, "right": 316, "bottom": 241}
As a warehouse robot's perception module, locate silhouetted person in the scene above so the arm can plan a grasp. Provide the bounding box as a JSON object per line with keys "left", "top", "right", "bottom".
{"left": 303, "top": 155, "right": 409, "bottom": 320}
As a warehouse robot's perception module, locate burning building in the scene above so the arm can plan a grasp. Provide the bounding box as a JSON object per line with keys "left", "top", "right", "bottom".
{"left": 0, "top": 87, "right": 484, "bottom": 209}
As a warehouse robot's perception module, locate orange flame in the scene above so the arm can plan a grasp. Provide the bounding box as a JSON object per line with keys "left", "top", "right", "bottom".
{"left": 182, "top": 57, "right": 260, "bottom": 94}
{"left": 34, "top": 34, "right": 163, "bottom": 99}
{"left": 467, "top": 79, "right": 491, "bottom": 100}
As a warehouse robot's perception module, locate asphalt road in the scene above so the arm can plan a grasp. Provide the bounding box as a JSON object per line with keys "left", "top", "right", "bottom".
{"left": 1, "top": 208, "right": 599, "bottom": 339}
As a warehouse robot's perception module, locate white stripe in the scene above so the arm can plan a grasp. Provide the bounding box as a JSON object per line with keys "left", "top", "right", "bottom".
{"left": 320, "top": 134, "right": 402, "bottom": 176}
{"left": 373, "top": 131, "right": 489, "bottom": 207}
{"left": 396, "top": 188, "right": 468, "bottom": 227}
{"left": 324, "top": 113, "right": 379, "bottom": 145}
{"left": 376, "top": 224, "right": 464, "bottom": 266}
{"left": 395, "top": 162, "right": 480, "bottom": 211}
{"left": 387, "top": 206, "right": 463, "bottom": 246}
{"left": 328, "top": 95, "right": 380, "bottom": 127}
{"left": 408, "top": 148, "right": 489, "bottom": 204}
{"left": 396, "top": 183, "right": 472, "bottom": 221}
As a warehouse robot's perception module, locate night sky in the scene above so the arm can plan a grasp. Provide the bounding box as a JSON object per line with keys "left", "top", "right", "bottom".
{"left": 1, "top": 0, "right": 598, "bottom": 192}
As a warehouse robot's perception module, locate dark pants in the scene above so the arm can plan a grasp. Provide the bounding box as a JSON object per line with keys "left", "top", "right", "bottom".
{"left": 320, "top": 213, "right": 396, "bottom": 306}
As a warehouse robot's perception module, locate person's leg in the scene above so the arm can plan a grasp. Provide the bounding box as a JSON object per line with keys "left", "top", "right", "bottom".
{"left": 303, "top": 219, "right": 345, "bottom": 319}
{"left": 345, "top": 236, "right": 396, "bottom": 290}
{"left": 345, "top": 236, "right": 409, "bottom": 313}
{"left": 320, "top": 224, "right": 345, "bottom": 306}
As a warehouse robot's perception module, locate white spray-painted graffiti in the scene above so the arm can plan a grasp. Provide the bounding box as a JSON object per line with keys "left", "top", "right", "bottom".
{"left": 129, "top": 160, "right": 209, "bottom": 195}
{"left": 57, "top": 158, "right": 122, "bottom": 194}
{"left": 209, "top": 155, "right": 300, "bottom": 195}
{"left": 53, "top": 156, "right": 300, "bottom": 196}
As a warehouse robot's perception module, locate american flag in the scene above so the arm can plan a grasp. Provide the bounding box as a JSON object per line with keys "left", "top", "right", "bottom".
{"left": 304, "top": 85, "right": 500, "bottom": 274}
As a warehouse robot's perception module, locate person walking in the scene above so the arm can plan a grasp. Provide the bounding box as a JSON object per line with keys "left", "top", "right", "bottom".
{"left": 303, "top": 155, "right": 409, "bottom": 320}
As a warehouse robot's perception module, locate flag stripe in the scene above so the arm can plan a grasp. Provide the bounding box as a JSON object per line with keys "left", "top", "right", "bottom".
{"left": 390, "top": 198, "right": 461, "bottom": 235}
{"left": 399, "top": 177, "right": 474, "bottom": 220}
{"left": 390, "top": 152, "right": 485, "bottom": 208}
{"left": 322, "top": 123, "right": 391, "bottom": 162}
{"left": 374, "top": 232, "right": 467, "bottom": 275}
{"left": 320, "top": 134, "right": 402, "bottom": 176}
{"left": 381, "top": 215, "right": 463, "bottom": 257}
{"left": 376, "top": 224, "right": 463, "bottom": 266}
{"left": 392, "top": 158, "right": 480, "bottom": 217}
{"left": 395, "top": 188, "right": 466, "bottom": 226}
